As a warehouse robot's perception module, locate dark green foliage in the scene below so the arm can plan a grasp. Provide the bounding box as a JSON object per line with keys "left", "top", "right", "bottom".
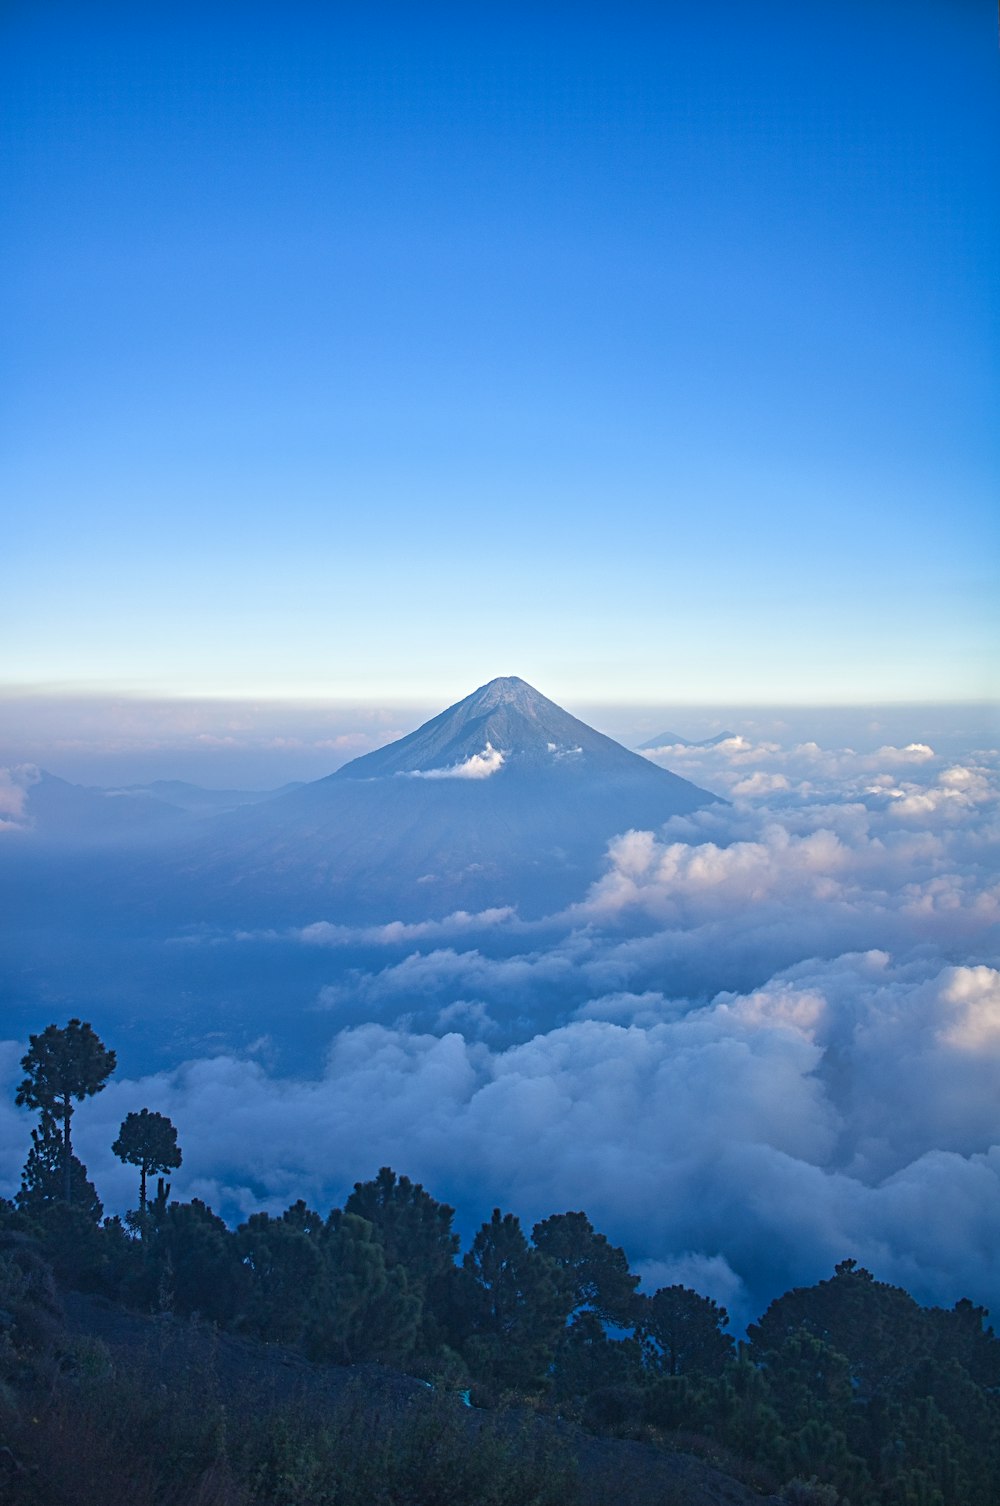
{"left": 112, "top": 1109, "right": 182, "bottom": 1214}
{"left": 346, "top": 1166, "right": 459, "bottom": 1278}
{"left": 746, "top": 1263, "right": 1000, "bottom": 1505}
{"left": 237, "top": 1211, "right": 327, "bottom": 1345}
{"left": 551, "top": 1309, "right": 642, "bottom": 1413}
{"left": 0, "top": 1230, "right": 63, "bottom": 1392}
{"left": 310, "top": 1208, "right": 420, "bottom": 1365}
{"left": 235, "top": 1204, "right": 420, "bottom": 1364}
{"left": 636, "top": 1283, "right": 734, "bottom": 1378}
{"left": 236, "top": 1386, "right": 577, "bottom": 1506}
{"left": 346, "top": 1166, "right": 461, "bottom": 1356}
{"left": 461, "top": 1208, "right": 571, "bottom": 1395}
{"left": 17, "top": 1117, "right": 103, "bottom": 1223}
{"left": 748, "top": 1258, "right": 928, "bottom": 1400}
{"left": 532, "top": 1210, "right": 638, "bottom": 1324}
{"left": 927, "top": 1296, "right": 1000, "bottom": 1388}
{"left": 15, "top": 1202, "right": 115, "bottom": 1293}
{"left": 16, "top": 1020, "right": 116, "bottom": 1206}
{"left": 146, "top": 1198, "right": 249, "bottom": 1324}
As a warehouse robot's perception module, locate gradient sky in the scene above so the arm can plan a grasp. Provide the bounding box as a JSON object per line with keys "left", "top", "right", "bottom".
{"left": 3, "top": 1, "right": 998, "bottom": 705}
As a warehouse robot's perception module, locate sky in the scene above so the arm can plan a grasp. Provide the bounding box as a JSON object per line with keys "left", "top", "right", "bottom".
{"left": 3, "top": 1, "right": 998, "bottom": 709}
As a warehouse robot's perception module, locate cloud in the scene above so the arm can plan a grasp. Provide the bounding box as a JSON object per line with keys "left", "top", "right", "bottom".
{"left": 936, "top": 964, "right": 1000, "bottom": 1050}
{"left": 0, "top": 765, "right": 40, "bottom": 831}
{"left": 4, "top": 951, "right": 998, "bottom": 1329}
{"left": 2, "top": 717, "right": 998, "bottom": 1330}
{"left": 297, "top": 907, "right": 517, "bottom": 948}
{"left": 403, "top": 743, "right": 505, "bottom": 780}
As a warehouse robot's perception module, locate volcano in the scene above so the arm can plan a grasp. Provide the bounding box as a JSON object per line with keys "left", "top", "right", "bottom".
{"left": 185, "top": 677, "right": 722, "bottom": 921}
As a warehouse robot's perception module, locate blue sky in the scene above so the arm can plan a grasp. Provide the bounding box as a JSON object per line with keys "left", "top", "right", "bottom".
{"left": 3, "top": 1, "right": 998, "bottom": 705}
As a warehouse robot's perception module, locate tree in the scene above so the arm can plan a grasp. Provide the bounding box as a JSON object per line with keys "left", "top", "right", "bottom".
{"left": 346, "top": 1167, "right": 460, "bottom": 1353}
{"left": 16, "top": 1020, "right": 116, "bottom": 1205}
{"left": 531, "top": 1210, "right": 638, "bottom": 1325}
{"left": 17, "top": 1116, "right": 103, "bottom": 1223}
{"left": 237, "top": 1210, "right": 326, "bottom": 1345}
{"left": 346, "top": 1167, "right": 459, "bottom": 1282}
{"left": 461, "top": 1208, "right": 571, "bottom": 1395}
{"left": 307, "top": 1210, "right": 420, "bottom": 1366}
{"left": 112, "top": 1108, "right": 182, "bottom": 1214}
{"left": 146, "top": 1198, "right": 247, "bottom": 1323}
{"left": 746, "top": 1260, "right": 928, "bottom": 1402}
{"left": 637, "top": 1284, "right": 734, "bottom": 1378}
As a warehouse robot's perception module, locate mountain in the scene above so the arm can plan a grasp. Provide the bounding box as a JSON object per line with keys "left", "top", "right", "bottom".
{"left": 334, "top": 675, "right": 713, "bottom": 781}
{"left": 3, "top": 772, "right": 306, "bottom": 844}
{"left": 6, "top": 770, "right": 187, "bottom": 845}
{"left": 637, "top": 730, "right": 737, "bottom": 750}
{"left": 183, "top": 677, "right": 722, "bottom": 921}
{"left": 111, "top": 779, "right": 305, "bottom": 814}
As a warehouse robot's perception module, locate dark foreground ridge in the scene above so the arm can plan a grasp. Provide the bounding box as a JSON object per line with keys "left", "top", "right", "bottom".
{"left": 4, "top": 1145, "right": 999, "bottom": 1506}
{"left": 31, "top": 1289, "right": 774, "bottom": 1506}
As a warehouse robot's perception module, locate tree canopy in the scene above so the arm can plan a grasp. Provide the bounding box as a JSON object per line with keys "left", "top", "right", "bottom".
{"left": 112, "top": 1108, "right": 182, "bottom": 1213}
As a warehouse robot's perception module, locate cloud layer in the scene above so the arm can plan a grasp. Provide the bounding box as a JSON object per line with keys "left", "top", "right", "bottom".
{"left": 2, "top": 721, "right": 997, "bottom": 1328}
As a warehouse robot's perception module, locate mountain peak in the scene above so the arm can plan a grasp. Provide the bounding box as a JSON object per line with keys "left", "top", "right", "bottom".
{"left": 462, "top": 675, "right": 555, "bottom": 716}
{"left": 328, "top": 675, "right": 719, "bottom": 794}
{"left": 469, "top": 674, "right": 530, "bottom": 700}
{"left": 330, "top": 675, "right": 598, "bottom": 781}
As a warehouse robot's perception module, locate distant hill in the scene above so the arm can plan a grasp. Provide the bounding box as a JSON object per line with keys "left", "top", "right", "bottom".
{"left": 6, "top": 772, "right": 304, "bottom": 844}
{"left": 8, "top": 769, "right": 185, "bottom": 845}
{"left": 112, "top": 778, "right": 304, "bottom": 814}
{"left": 637, "top": 730, "right": 737, "bottom": 751}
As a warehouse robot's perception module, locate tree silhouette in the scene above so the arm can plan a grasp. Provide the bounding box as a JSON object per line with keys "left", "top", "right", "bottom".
{"left": 18, "top": 1115, "right": 103, "bottom": 1222}
{"left": 112, "top": 1108, "right": 182, "bottom": 1214}
{"left": 16, "top": 1020, "right": 116, "bottom": 1204}
{"left": 637, "top": 1284, "right": 734, "bottom": 1377}
{"left": 532, "top": 1210, "right": 638, "bottom": 1324}
{"left": 462, "top": 1208, "right": 570, "bottom": 1394}
{"left": 346, "top": 1167, "right": 460, "bottom": 1354}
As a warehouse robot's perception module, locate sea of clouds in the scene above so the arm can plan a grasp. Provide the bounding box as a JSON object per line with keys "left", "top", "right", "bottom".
{"left": 1, "top": 723, "right": 997, "bottom": 1327}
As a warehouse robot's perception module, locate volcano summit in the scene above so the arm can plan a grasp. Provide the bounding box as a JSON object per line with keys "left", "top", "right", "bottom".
{"left": 188, "top": 676, "right": 721, "bottom": 922}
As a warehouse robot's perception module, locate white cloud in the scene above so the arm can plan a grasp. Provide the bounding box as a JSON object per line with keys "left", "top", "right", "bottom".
{"left": 937, "top": 965, "right": 1000, "bottom": 1050}
{"left": 0, "top": 765, "right": 40, "bottom": 830}
{"left": 403, "top": 742, "right": 505, "bottom": 780}
{"left": 297, "top": 907, "right": 517, "bottom": 948}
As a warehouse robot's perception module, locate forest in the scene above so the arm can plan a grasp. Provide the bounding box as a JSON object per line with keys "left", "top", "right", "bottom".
{"left": 2, "top": 1021, "right": 998, "bottom": 1505}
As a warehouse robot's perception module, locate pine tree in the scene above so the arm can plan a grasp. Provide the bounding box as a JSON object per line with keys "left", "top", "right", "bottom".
{"left": 16, "top": 1020, "right": 116, "bottom": 1205}
{"left": 112, "top": 1108, "right": 182, "bottom": 1214}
